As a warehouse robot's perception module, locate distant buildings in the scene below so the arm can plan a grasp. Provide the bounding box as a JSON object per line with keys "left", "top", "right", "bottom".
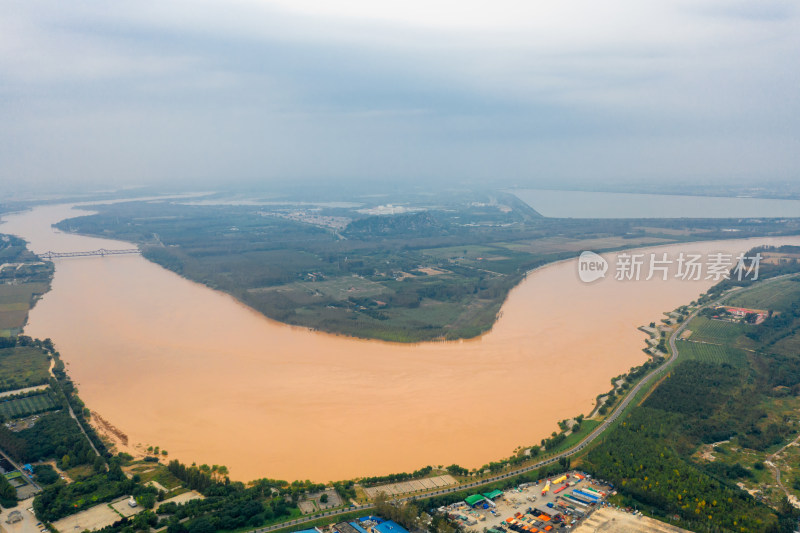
{"left": 300, "top": 517, "right": 409, "bottom": 533}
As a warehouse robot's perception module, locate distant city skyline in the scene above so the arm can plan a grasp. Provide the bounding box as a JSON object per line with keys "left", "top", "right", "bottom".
{"left": 2, "top": 0, "right": 799, "bottom": 192}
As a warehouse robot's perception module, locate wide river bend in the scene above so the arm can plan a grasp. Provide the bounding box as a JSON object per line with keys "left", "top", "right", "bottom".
{"left": 3, "top": 204, "right": 799, "bottom": 481}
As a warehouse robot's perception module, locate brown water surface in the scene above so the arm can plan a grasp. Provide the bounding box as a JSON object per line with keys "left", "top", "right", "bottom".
{"left": 3, "top": 204, "right": 798, "bottom": 481}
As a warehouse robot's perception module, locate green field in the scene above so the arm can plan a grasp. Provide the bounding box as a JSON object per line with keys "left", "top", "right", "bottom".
{"left": 496, "top": 235, "right": 672, "bottom": 254}
{"left": 541, "top": 419, "right": 601, "bottom": 456}
{"left": 676, "top": 339, "right": 747, "bottom": 366}
{"left": 0, "top": 283, "right": 50, "bottom": 305}
{"left": 420, "top": 244, "right": 504, "bottom": 260}
{"left": 0, "top": 346, "right": 52, "bottom": 392}
{"left": 127, "top": 463, "right": 185, "bottom": 492}
{"left": 251, "top": 275, "right": 390, "bottom": 300}
{"left": 725, "top": 278, "right": 800, "bottom": 312}
{"left": 0, "top": 282, "right": 50, "bottom": 334}
{"left": 687, "top": 316, "right": 745, "bottom": 343}
{"left": 242, "top": 268, "right": 511, "bottom": 342}
{"left": 0, "top": 391, "right": 57, "bottom": 419}
{"left": 771, "top": 332, "right": 800, "bottom": 357}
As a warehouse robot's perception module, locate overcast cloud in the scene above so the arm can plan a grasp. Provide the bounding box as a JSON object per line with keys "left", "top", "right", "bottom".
{"left": 2, "top": 0, "right": 799, "bottom": 191}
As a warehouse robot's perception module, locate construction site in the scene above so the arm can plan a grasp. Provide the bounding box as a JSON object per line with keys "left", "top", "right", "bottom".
{"left": 436, "top": 472, "right": 613, "bottom": 531}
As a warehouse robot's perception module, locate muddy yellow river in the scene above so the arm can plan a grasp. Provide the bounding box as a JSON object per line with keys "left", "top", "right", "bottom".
{"left": 3, "top": 204, "right": 798, "bottom": 481}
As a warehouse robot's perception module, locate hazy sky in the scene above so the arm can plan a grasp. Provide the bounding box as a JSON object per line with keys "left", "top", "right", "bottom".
{"left": 2, "top": 0, "right": 799, "bottom": 192}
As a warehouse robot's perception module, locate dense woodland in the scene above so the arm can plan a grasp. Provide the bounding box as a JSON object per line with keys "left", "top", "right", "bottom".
{"left": 583, "top": 262, "right": 800, "bottom": 532}
{"left": 0, "top": 411, "right": 96, "bottom": 468}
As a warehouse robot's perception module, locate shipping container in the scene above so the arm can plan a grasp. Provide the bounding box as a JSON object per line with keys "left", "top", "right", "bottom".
{"left": 561, "top": 495, "right": 589, "bottom": 509}
{"left": 567, "top": 493, "right": 594, "bottom": 506}
{"left": 573, "top": 490, "right": 599, "bottom": 502}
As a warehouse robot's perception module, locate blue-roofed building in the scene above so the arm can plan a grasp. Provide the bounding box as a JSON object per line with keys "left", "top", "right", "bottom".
{"left": 293, "top": 528, "right": 321, "bottom": 533}
{"left": 334, "top": 522, "right": 374, "bottom": 533}
{"left": 371, "top": 520, "right": 409, "bottom": 533}
{"left": 349, "top": 522, "right": 369, "bottom": 533}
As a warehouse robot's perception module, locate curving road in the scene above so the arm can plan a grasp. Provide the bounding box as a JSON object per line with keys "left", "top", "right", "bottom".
{"left": 248, "top": 274, "right": 797, "bottom": 533}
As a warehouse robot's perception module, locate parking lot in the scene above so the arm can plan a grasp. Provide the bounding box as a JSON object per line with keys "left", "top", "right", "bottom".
{"left": 440, "top": 472, "right": 613, "bottom": 531}
{"left": 51, "top": 491, "right": 203, "bottom": 532}
{"left": 52, "top": 497, "right": 138, "bottom": 532}
{"left": 0, "top": 497, "right": 44, "bottom": 533}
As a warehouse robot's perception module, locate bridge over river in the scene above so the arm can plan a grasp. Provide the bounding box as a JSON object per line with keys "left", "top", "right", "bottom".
{"left": 40, "top": 248, "right": 141, "bottom": 260}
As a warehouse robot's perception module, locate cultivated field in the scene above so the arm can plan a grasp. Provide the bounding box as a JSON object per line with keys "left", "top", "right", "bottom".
{"left": 0, "top": 346, "right": 51, "bottom": 392}
{"left": 726, "top": 279, "right": 800, "bottom": 312}
{"left": 251, "top": 276, "right": 389, "bottom": 300}
{"left": 688, "top": 317, "right": 744, "bottom": 343}
{"left": 676, "top": 340, "right": 747, "bottom": 366}
{"left": 497, "top": 235, "right": 673, "bottom": 254}
{"left": 0, "top": 390, "right": 57, "bottom": 419}
{"left": 773, "top": 334, "right": 800, "bottom": 357}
